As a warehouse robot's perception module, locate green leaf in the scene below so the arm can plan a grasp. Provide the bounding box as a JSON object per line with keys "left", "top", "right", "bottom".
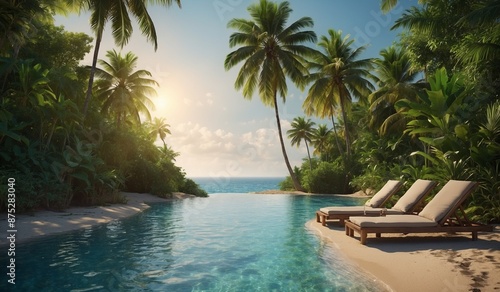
{"left": 70, "top": 172, "right": 90, "bottom": 186}
{"left": 455, "top": 124, "right": 469, "bottom": 140}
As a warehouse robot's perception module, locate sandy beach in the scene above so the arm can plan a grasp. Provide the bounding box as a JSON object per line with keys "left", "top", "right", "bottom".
{"left": 0, "top": 192, "right": 174, "bottom": 245}
{"left": 307, "top": 220, "right": 500, "bottom": 292}
{"left": 2, "top": 192, "right": 499, "bottom": 291}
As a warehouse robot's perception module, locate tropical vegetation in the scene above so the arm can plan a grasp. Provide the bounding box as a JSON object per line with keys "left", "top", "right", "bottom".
{"left": 1, "top": 0, "right": 498, "bottom": 225}
{"left": 0, "top": 0, "right": 206, "bottom": 212}
{"left": 273, "top": 0, "right": 499, "bottom": 223}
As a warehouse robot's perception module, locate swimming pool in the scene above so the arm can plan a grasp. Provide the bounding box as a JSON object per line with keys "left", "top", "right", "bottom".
{"left": 4, "top": 193, "right": 387, "bottom": 291}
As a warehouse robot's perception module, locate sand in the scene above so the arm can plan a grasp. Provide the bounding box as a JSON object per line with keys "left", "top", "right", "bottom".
{"left": 0, "top": 192, "right": 175, "bottom": 245}
{"left": 1, "top": 192, "right": 499, "bottom": 291}
{"left": 307, "top": 220, "right": 500, "bottom": 292}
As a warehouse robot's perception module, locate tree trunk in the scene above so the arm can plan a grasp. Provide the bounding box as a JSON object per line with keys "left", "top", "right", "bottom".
{"left": 305, "top": 140, "right": 312, "bottom": 171}
{"left": 82, "top": 32, "right": 103, "bottom": 117}
{"left": 273, "top": 94, "right": 304, "bottom": 192}
{"left": 338, "top": 88, "right": 352, "bottom": 193}
{"left": 330, "top": 114, "right": 344, "bottom": 160}
{"left": 339, "top": 90, "right": 351, "bottom": 159}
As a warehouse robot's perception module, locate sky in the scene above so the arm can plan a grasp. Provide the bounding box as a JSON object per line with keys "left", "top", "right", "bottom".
{"left": 54, "top": 0, "right": 419, "bottom": 178}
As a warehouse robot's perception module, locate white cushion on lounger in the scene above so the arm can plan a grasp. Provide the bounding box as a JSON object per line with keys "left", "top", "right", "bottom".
{"left": 320, "top": 206, "right": 403, "bottom": 215}
{"left": 349, "top": 215, "right": 438, "bottom": 228}
{"left": 365, "top": 180, "right": 402, "bottom": 207}
{"left": 392, "top": 179, "right": 436, "bottom": 212}
{"left": 418, "top": 180, "right": 476, "bottom": 222}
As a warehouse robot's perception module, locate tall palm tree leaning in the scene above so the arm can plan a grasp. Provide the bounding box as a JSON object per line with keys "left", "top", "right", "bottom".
{"left": 94, "top": 50, "right": 157, "bottom": 127}
{"left": 304, "top": 29, "right": 373, "bottom": 163}
{"left": 66, "top": 0, "right": 181, "bottom": 117}
{"left": 224, "top": 0, "right": 317, "bottom": 191}
{"left": 287, "top": 117, "right": 315, "bottom": 171}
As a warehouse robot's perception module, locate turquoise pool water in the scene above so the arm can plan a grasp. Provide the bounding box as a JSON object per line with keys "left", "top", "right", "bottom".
{"left": 3, "top": 193, "right": 387, "bottom": 291}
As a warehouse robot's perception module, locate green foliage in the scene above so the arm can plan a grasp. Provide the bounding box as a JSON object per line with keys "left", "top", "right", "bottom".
{"left": 396, "top": 68, "right": 470, "bottom": 151}
{"left": 394, "top": 0, "right": 500, "bottom": 94}
{"left": 279, "top": 176, "right": 295, "bottom": 191}
{"left": 471, "top": 100, "right": 500, "bottom": 166}
{"left": 279, "top": 166, "right": 304, "bottom": 191}
{"left": 350, "top": 165, "right": 401, "bottom": 196}
{"left": 301, "top": 161, "right": 352, "bottom": 194}
{"left": 467, "top": 162, "right": 500, "bottom": 223}
{"left": 181, "top": 178, "right": 208, "bottom": 198}
{"left": 0, "top": 168, "right": 69, "bottom": 212}
{"left": 94, "top": 50, "right": 158, "bottom": 126}
{"left": 98, "top": 124, "right": 206, "bottom": 199}
{"left": 304, "top": 29, "right": 374, "bottom": 161}
{"left": 368, "top": 45, "right": 420, "bottom": 135}
{"left": 18, "top": 23, "right": 93, "bottom": 69}
{"left": 0, "top": 26, "right": 205, "bottom": 212}
{"left": 465, "top": 101, "right": 500, "bottom": 223}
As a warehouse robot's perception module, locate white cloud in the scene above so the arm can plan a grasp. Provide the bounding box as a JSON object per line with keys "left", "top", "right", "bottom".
{"left": 166, "top": 120, "right": 304, "bottom": 177}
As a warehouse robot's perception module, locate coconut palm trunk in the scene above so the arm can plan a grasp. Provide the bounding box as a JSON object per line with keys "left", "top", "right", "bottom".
{"left": 304, "top": 139, "right": 312, "bottom": 170}
{"left": 83, "top": 32, "right": 102, "bottom": 116}
{"left": 338, "top": 86, "right": 351, "bottom": 158}
{"left": 330, "top": 114, "right": 344, "bottom": 160}
{"left": 273, "top": 93, "right": 303, "bottom": 191}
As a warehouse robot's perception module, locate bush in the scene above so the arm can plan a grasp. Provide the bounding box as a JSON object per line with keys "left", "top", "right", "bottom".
{"left": 304, "top": 161, "right": 351, "bottom": 194}
{"left": 0, "top": 169, "right": 69, "bottom": 212}
{"left": 279, "top": 176, "right": 295, "bottom": 191}
{"left": 180, "top": 178, "right": 208, "bottom": 197}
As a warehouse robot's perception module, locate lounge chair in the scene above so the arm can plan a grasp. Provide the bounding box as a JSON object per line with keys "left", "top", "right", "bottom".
{"left": 345, "top": 180, "right": 494, "bottom": 244}
{"left": 316, "top": 180, "right": 404, "bottom": 226}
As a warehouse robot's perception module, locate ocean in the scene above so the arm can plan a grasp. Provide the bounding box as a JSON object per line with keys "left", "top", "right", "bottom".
{"left": 190, "top": 176, "right": 285, "bottom": 194}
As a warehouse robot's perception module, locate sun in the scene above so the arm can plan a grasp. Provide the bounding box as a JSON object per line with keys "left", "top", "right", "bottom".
{"left": 151, "top": 87, "right": 182, "bottom": 120}
{"left": 153, "top": 87, "right": 174, "bottom": 111}
{"left": 154, "top": 95, "right": 168, "bottom": 110}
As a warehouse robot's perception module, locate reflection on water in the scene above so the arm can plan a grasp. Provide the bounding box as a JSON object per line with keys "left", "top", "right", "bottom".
{"left": 3, "top": 194, "right": 387, "bottom": 291}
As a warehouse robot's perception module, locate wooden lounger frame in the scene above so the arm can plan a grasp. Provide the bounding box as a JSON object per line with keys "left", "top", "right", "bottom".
{"left": 316, "top": 180, "right": 438, "bottom": 226}
{"left": 316, "top": 181, "right": 403, "bottom": 226}
{"left": 344, "top": 182, "right": 494, "bottom": 244}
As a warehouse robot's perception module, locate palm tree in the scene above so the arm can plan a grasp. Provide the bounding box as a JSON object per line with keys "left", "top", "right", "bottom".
{"left": 311, "top": 124, "right": 333, "bottom": 161}
{"left": 456, "top": 0, "right": 500, "bottom": 65}
{"left": 224, "top": 0, "right": 317, "bottom": 191}
{"left": 304, "top": 29, "right": 374, "bottom": 161}
{"left": 94, "top": 50, "right": 157, "bottom": 127}
{"left": 287, "top": 117, "right": 315, "bottom": 170}
{"left": 380, "top": 0, "right": 400, "bottom": 12}
{"left": 66, "top": 0, "right": 181, "bottom": 116}
{"left": 149, "top": 117, "right": 171, "bottom": 147}
{"left": 369, "top": 46, "right": 421, "bottom": 135}
{"left": 0, "top": 0, "right": 39, "bottom": 56}
{"left": 0, "top": 0, "right": 70, "bottom": 93}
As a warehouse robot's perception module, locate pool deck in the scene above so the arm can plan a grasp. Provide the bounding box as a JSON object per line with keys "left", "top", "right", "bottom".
{"left": 307, "top": 220, "right": 500, "bottom": 292}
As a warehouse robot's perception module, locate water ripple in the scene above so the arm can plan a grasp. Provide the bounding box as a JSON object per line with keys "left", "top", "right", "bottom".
{"left": 7, "top": 194, "right": 386, "bottom": 291}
